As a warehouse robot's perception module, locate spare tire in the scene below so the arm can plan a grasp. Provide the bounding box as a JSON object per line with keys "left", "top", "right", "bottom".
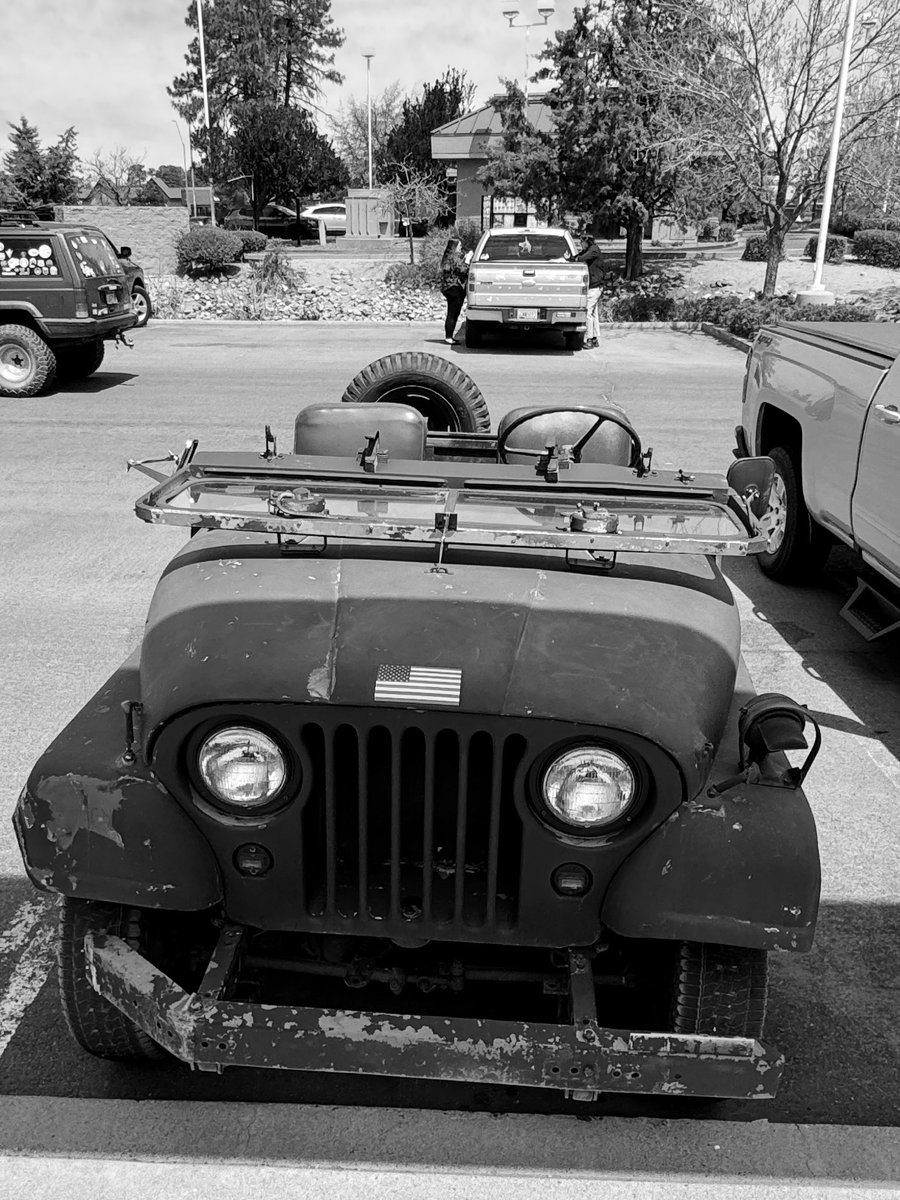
{"left": 342, "top": 352, "right": 491, "bottom": 433}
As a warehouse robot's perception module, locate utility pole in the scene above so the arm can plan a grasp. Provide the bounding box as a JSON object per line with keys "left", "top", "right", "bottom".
{"left": 363, "top": 49, "right": 375, "bottom": 190}
{"left": 197, "top": 0, "right": 216, "bottom": 226}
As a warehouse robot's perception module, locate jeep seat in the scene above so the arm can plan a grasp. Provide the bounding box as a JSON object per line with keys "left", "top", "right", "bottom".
{"left": 293, "top": 403, "right": 427, "bottom": 459}
{"left": 497, "top": 404, "right": 637, "bottom": 467}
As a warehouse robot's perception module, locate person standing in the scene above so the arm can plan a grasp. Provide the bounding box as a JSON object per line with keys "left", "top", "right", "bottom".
{"left": 440, "top": 237, "right": 470, "bottom": 345}
{"left": 573, "top": 232, "right": 603, "bottom": 348}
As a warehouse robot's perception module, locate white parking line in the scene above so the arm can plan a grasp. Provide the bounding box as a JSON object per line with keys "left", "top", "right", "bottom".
{"left": 0, "top": 909, "right": 55, "bottom": 1060}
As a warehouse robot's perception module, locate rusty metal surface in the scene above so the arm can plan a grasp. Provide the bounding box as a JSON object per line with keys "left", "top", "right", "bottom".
{"left": 85, "top": 933, "right": 784, "bottom": 1100}
{"left": 15, "top": 654, "right": 221, "bottom": 909}
{"left": 601, "top": 661, "right": 820, "bottom": 952}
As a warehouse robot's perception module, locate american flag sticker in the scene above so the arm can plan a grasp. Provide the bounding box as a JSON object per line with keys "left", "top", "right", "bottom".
{"left": 374, "top": 664, "right": 463, "bottom": 707}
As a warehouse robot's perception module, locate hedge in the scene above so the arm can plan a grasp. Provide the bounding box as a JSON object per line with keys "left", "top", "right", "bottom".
{"left": 237, "top": 230, "right": 268, "bottom": 255}
{"left": 804, "top": 235, "right": 846, "bottom": 264}
{"left": 853, "top": 229, "right": 900, "bottom": 269}
{"left": 717, "top": 221, "right": 736, "bottom": 242}
{"left": 830, "top": 212, "right": 900, "bottom": 238}
{"left": 175, "top": 227, "right": 245, "bottom": 274}
{"left": 741, "top": 233, "right": 780, "bottom": 262}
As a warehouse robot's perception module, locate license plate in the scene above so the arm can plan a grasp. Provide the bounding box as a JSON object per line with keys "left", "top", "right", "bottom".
{"left": 515, "top": 308, "right": 538, "bottom": 320}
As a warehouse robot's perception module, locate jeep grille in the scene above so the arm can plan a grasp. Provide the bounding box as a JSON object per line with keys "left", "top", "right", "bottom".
{"left": 298, "top": 715, "right": 527, "bottom": 933}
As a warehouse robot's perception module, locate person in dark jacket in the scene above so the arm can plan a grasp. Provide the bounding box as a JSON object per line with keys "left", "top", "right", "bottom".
{"left": 440, "top": 237, "right": 470, "bottom": 345}
{"left": 573, "top": 232, "right": 604, "bottom": 348}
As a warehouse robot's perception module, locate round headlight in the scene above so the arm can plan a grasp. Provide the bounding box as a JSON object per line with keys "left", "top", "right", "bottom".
{"left": 198, "top": 726, "right": 287, "bottom": 810}
{"left": 542, "top": 745, "right": 636, "bottom": 830}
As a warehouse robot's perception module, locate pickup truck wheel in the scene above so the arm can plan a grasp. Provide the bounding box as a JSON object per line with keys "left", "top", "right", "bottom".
{"left": 564, "top": 332, "right": 585, "bottom": 351}
{"left": 672, "top": 942, "right": 768, "bottom": 1038}
{"left": 464, "top": 322, "right": 484, "bottom": 348}
{"left": 0, "top": 323, "right": 56, "bottom": 397}
{"left": 757, "top": 445, "right": 830, "bottom": 582}
{"left": 56, "top": 340, "right": 105, "bottom": 381}
{"left": 131, "top": 285, "right": 152, "bottom": 328}
{"left": 342, "top": 351, "right": 491, "bottom": 432}
{"left": 58, "top": 898, "right": 167, "bottom": 1060}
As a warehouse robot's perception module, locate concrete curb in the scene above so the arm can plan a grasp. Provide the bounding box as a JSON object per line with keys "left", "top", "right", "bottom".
{"left": 701, "top": 323, "right": 753, "bottom": 353}
{"left": 0, "top": 1098, "right": 898, "bottom": 1186}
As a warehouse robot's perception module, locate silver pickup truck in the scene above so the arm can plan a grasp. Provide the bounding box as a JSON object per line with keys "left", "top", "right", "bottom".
{"left": 737, "top": 321, "right": 900, "bottom": 640}
{"left": 465, "top": 227, "right": 588, "bottom": 351}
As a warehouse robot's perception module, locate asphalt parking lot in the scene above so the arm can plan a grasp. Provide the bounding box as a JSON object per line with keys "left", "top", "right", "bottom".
{"left": 0, "top": 323, "right": 897, "bottom": 1139}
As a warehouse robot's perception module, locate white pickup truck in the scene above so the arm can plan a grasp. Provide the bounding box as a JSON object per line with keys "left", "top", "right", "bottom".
{"left": 737, "top": 320, "right": 900, "bottom": 639}
{"left": 464, "top": 227, "right": 588, "bottom": 351}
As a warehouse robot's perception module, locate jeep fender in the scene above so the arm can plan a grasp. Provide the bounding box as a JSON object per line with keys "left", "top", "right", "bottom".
{"left": 0, "top": 301, "right": 50, "bottom": 337}
{"left": 13, "top": 652, "right": 221, "bottom": 910}
{"left": 601, "top": 664, "right": 820, "bottom": 952}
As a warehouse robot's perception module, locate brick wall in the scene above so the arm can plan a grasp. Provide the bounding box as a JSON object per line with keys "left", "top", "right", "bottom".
{"left": 53, "top": 205, "right": 189, "bottom": 275}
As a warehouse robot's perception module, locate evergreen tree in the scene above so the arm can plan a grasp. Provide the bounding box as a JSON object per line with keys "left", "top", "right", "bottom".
{"left": 476, "top": 82, "right": 564, "bottom": 224}
{"left": 2, "top": 118, "right": 81, "bottom": 206}
{"left": 380, "top": 70, "right": 475, "bottom": 179}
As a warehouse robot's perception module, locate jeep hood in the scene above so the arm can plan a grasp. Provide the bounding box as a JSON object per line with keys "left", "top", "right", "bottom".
{"left": 140, "top": 534, "right": 741, "bottom": 798}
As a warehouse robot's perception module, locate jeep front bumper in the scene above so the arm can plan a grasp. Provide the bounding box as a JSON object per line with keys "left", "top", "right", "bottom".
{"left": 85, "top": 932, "right": 784, "bottom": 1100}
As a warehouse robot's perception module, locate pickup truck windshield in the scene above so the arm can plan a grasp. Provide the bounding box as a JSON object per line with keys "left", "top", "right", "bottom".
{"left": 478, "top": 234, "right": 570, "bottom": 261}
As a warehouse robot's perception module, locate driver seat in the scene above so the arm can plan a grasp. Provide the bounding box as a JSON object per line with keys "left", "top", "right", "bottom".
{"left": 497, "top": 404, "right": 637, "bottom": 467}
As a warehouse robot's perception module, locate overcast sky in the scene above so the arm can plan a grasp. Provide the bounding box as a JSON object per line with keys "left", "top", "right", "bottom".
{"left": 0, "top": 0, "right": 578, "bottom": 171}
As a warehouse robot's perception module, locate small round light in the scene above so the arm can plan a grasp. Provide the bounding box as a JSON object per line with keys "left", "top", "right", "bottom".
{"left": 198, "top": 726, "right": 287, "bottom": 809}
{"left": 234, "top": 843, "right": 274, "bottom": 877}
{"left": 551, "top": 863, "right": 593, "bottom": 896}
{"left": 542, "top": 746, "right": 635, "bottom": 830}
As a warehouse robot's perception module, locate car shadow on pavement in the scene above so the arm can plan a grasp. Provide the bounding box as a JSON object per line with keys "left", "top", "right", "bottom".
{"left": 51, "top": 372, "right": 139, "bottom": 395}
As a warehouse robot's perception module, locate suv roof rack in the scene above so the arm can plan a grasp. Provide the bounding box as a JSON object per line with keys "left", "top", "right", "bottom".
{"left": 0, "top": 209, "right": 43, "bottom": 226}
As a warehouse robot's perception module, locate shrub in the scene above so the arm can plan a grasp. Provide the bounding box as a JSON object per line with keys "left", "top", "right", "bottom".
{"left": 832, "top": 212, "right": 900, "bottom": 237}
{"left": 678, "top": 293, "right": 744, "bottom": 325}
{"left": 384, "top": 262, "right": 427, "bottom": 288}
{"left": 175, "top": 227, "right": 244, "bottom": 274}
{"left": 804, "top": 235, "right": 846, "bottom": 264}
{"left": 611, "top": 292, "right": 676, "bottom": 321}
{"left": 238, "top": 230, "right": 268, "bottom": 255}
{"left": 742, "top": 234, "right": 769, "bottom": 261}
{"left": 698, "top": 216, "right": 720, "bottom": 241}
{"left": 250, "top": 247, "right": 304, "bottom": 290}
{"left": 853, "top": 229, "right": 900, "bottom": 268}
{"left": 717, "top": 221, "right": 736, "bottom": 242}
{"left": 418, "top": 218, "right": 482, "bottom": 285}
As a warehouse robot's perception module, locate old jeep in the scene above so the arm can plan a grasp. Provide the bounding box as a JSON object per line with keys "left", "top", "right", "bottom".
{"left": 14, "top": 356, "right": 820, "bottom": 1102}
{"left": 0, "top": 209, "right": 136, "bottom": 397}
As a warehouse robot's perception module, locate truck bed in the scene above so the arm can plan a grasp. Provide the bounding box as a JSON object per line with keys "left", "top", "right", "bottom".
{"left": 776, "top": 321, "right": 900, "bottom": 361}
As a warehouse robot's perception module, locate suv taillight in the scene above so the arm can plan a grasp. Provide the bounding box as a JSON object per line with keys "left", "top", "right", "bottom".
{"left": 75, "top": 290, "right": 89, "bottom": 318}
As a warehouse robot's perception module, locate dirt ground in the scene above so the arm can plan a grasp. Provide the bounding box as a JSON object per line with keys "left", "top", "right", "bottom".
{"left": 668, "top": 255, "right": 900, "bottom": 300}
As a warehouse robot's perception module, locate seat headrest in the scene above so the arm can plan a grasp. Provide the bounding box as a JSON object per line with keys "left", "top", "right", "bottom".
{"left": 293, "top": 403, "right": 427, "bottom": 459}
{"left": 497, "top": 405, "right": 636, "bottom": 467}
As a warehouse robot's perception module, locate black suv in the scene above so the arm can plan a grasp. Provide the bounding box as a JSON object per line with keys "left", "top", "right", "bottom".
{"left": 0, "top": 210, "right": 138, "bottom": 397}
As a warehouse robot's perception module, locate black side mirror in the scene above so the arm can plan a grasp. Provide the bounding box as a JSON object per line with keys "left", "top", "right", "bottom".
{"left": 727, "top": 455, "right": 775, "bottom": 519}
{"left": 119, "top": 245, "right": 132, "bottom": 259}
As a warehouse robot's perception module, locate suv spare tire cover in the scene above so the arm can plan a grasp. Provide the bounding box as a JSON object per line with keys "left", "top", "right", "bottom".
{"left": 341, "top": 352, "right": 491, "bottom": 432}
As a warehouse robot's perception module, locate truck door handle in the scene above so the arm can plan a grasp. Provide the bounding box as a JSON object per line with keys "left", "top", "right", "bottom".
{"left": 874, "top": 404, "right": 900, "bottom": 425}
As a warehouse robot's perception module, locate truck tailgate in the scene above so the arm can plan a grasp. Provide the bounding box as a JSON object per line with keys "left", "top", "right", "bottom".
{"left": 471, "top": 263, "right": 587, "bottom": 308}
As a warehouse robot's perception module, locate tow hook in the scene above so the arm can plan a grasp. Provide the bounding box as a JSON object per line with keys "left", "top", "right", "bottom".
{"left": 114, "top": 330, "right": 134, "bottom": 349}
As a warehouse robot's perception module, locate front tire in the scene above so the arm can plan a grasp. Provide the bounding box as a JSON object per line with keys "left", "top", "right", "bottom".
{"left": 672, "top": 942, "right": 768, "bottom": 1038}
{"left": 131, "top": 285, "right": 152, "bottom": 328}
{"left": 58, "top": 898, "right": 166, "bottom": 1060}
{"left": 757, "top": 445, "right": 831, "bottom": 582}
{"left": 56, "top": 340, "right": 104, "bottom": 381}
{"left": 0, "top": 323, "right": 56, "bottom": 397}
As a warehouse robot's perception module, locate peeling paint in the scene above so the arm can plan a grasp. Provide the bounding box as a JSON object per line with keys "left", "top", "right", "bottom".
{"left": 38, "top": 773, "right": 125, "bottom": 850}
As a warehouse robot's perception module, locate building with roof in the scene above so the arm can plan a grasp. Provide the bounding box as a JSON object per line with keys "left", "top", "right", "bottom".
{"left": 431, "top": 94, "right": 553, "bottom": 229}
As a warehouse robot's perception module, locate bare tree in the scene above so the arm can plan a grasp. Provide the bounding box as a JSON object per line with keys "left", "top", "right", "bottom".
{"left": 86, "top": 146, "right": 148, "bottom": 205}
{"left": 633, "top": 0, "right": 900, "bottom": 294}
{"left": 330, "top": 81, "right": 403, "bottom": 186}
{"left": 381, "top": 162, "right": 450, "bottom": 263}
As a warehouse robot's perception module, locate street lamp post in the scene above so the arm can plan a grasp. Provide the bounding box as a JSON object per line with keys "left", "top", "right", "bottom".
{"left": 362, "top": 48, "right": 375, "bottom": 190}
{"left": 502, "top": 5, "right": 555, "bottom": 94}
{"left": 172, "top": 120, "right": 196, "bottom": 218}
{"left": 196, "top": 0, "right": 216, "bottom": 226}
{"left": 803, "top": 0, "right": 862, "bottom": 303}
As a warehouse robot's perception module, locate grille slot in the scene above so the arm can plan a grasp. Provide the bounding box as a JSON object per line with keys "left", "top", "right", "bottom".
{"left": 300, "top": 718, "right": 525, "bottom": 933}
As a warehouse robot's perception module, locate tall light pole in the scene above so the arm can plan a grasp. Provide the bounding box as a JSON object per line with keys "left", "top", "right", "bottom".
{"left": 805, "top": 0, "right": 864, "bottom": 302}
{"left": 502, "top": 5, "right": 555, "bottom": 95}
{"left": 362, "top": 48, "right": 375, "bottom": 189}
{"left": 172, "top": 120, "right": 196, "bottom": 218}
{"left": 196, "top": 0, "right": 216, "bottom": 226}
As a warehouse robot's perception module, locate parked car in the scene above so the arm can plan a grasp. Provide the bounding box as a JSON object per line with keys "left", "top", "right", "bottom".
{"left": 115, "top": 245, "right": 151, "bottom": 328}
{"left": 14, "top": 352, "right": 821, "bottom": 1103}
{"left": 298, "top": 202, "right": 346, "bottom": 236}
{"left": 737, "top": 320, "right": 900, "bottom": 639}
{"left": 225, "top": 204, "right": 300, "bottom": 239}
{"left": 465, "top": 227, "right": 588, "bottom": 350}
{"left": 0, "top": 209, "right": 136, "bottom": 397}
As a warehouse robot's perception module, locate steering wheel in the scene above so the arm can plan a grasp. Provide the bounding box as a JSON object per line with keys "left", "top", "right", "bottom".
{"left": 497, "top": 406, "right": 642, "bottom": 468}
